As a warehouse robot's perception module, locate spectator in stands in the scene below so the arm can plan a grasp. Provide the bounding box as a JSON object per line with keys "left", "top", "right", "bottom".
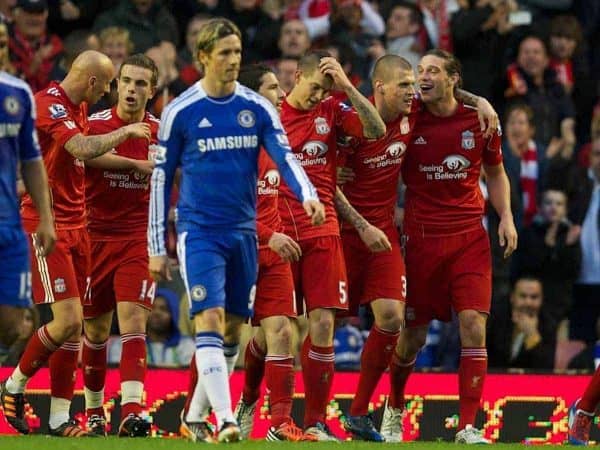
{"left": 451, "top": 0, "right": 519, "bottom": 99}
{"left": 329, "top": 0, "right": 385, "bottom": 80}
{"left": 49, "top": 29, "right": 99, "bottom": 82}
{"left": 0, "top": 19, "right": 16, "bottom": 74}
{"left": 277, "top": 19, "right": 311, "bottom": 59}
{"left": 9, "top": 0, "right": 62, "bottom": 92}
{"left": 569, "top": 136, "right": 600, "bottom": 345}
{"left": 177, "top": 15, "right": 211, "bottom": 86}
{"left": 108, "top": 288, "right": 195, "bottom": 367}
{"left": 99, "top": 26, "right": 133, "bottom": 72}
{"left": 0, "top": 0, "right": 16, "bottom": 23}
{"left": 2, "top": 307, "right": 38, "bottom": 367}
{"left": 416, "top": 0, "right": 459, "bottom": 52}
{"left": 504, "top": 35, "right": 576, "bottom": 148}
{"left": 515, "top": 189, "right": 581, "bottom": 332}
{"left": 93, "top": 0, "right": 179, "bottom": 53}
{"left": 145, "top": 43, "right": 187, "bottom": 117}
{"left": 215, "top": 0, "right": 281, "bottom": 62}
{"left": 488, "top": 276, "right": 556, "bottom": 370}
{"left": 333, "top": 319, "right": 364, "bottom": 370}
{"left": 502, "top": 102, "right": 548, "bottom": 229}
{"left": 47, "top": 0, "right": 105, "bottom": 38}
{"left": 275, "top": 56, "right": 297, "bottom": 93}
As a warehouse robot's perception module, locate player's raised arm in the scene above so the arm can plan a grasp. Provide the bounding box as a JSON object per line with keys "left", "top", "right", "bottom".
{"left": 64, "top": 122, "right": 151, "bottom": 160}
{"left": 148, "top": 103, "right": 183, "bottom": 279}
{"left": 318, "top": 57, "right": 385, "bottom": 139}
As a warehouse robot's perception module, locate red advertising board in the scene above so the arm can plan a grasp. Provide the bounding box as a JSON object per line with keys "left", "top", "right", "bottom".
{"left": 0, "top": 368, "right": 594, "bottom": 443}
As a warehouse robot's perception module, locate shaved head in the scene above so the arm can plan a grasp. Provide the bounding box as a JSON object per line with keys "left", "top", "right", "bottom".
{"left": 70, "top": 50, "right": 115, "bottom": 79}
{"left": 372, "top": 55, "right": 412, "bottom": 84}
{"left": 62, "top": 50, "right": 116, "bottom": 105}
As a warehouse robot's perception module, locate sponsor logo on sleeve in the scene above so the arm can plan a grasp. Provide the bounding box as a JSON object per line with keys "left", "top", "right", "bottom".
{"left": 49, "top": 103, "right": 68, "bottom": 120}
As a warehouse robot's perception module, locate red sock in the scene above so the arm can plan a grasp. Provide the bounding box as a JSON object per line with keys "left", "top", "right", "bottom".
{"left": 301, "top": 337, "right": 334, "bottom": 428}
{"left": 49, "top": 341, "right": 80, "bottom": 400}
{"left": 265, "top": 356, "right": 294, "bottom": 428}
{"left": 120, "top": 333, "right": 146, "bottom": 417}
{"left": 183, "top": 354, "right": 198, "bottom": 415}
{"left": 578, "top": 365, "right": 600, "bottom": 412}
{"left": 350, "top": 326, "right": 399, "bottom": 416}
{"left": 242, "top": 338, "right": 266, "bottom": 405}
{"left": 82, "top": 336, "right": 107, "bottom": 417}
{"left": 388, "top": 351, "right": 415, "bottom": 410}
{"left": 18, "top": 325, "right": 59, "bottom": 377}
{"left": 458, "top": 347, "right": 487, "bottom": 430}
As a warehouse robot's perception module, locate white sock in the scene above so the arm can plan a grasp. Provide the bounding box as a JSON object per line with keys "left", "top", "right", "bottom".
{"left": 195, "top": 333, "right": 234, "bottom": 428}
{"left": 84, "top": 387, "right": 104, "bottom": 411}
{"left": 121, "top": 380, "right": 144, "bottom": 408}
{"left": 48, "top": 397, "right": 71, "bottom": 429}
{"left": 223, "top": 343, "right": 239, "bottom": 374}
{"left": 6, "top": 366, "right": 29, "bottom": 394}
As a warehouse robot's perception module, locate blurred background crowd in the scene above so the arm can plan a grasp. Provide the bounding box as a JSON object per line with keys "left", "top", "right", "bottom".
{"left": 1, "top": 0, "right": 599, "bottom": 373}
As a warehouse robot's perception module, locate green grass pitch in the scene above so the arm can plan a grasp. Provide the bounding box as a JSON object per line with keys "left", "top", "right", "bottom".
{"left": 0, "top": 436, "right": 568, "bottom": 450}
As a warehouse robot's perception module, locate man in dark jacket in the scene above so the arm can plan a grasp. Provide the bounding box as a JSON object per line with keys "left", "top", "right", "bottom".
{"left": 488, "top": 276, "right": 556, "bottom": 370}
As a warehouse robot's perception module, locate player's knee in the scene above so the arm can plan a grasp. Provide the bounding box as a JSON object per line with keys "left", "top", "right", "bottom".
{"left": 196, "top": 308, "right": 225, "bottom": 333}
{"left": 60, "top": 318, "right": 83, "bottom": 339}
{"left": 459, "top": 311, "right": 486, "bottom": 346}
{"left": 83, "top": 322, "right": 110, "bottom": 343}
{"left": 376, "top": 309, "right": 404, "bottom": 332}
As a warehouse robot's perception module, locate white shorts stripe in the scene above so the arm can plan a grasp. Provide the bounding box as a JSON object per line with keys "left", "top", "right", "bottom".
{"left": 30, "top": 234, "right": 54, "bottom": 303}
{"left": 176, "top": 231, "right": 191, "bottom": 309}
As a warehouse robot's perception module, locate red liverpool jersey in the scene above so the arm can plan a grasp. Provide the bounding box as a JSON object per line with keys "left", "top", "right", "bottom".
{"left": 401, "top": 101, "right": 503, "bottom": 235}
{"left": 341, "top": 103, "right": 415, "bottom": 230}
{"left": 278, "top": 96, "right": 362, "bottom": 240}
{"left": 21, "top": 82, "right": 89, "bottom": 230}
{"left": 85, "top": 108, "right": 159, "bottom": 240}
{"left": 256, "top": 148, "right": 282, "bottom": 248}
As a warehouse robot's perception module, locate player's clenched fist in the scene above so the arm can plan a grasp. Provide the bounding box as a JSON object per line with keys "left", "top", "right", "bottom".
{"left": 303, "top": 199, "right": 325, "bottom": 225}
{"left": 124, "top": 122, "right": 152, "bottom": 140}
{"left": 149, "top": 255, "right": 172, "bottom": 282}
{"left": 358, "top": 223, "right": 392, "bottom": 253}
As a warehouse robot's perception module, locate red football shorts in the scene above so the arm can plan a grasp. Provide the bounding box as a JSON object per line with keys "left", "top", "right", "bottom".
{"left": 28, "top": 227, "right": 90, "bottom": 304}
{"left": 251, "top": 247, "right": 296, "bottom": 326}
{"left": 342, "top": 227, "right": 406, "bottom": 316}
{"left": 83, "top": 239, "right": 155, "bottom": 319}
{"left": 291, "top": 235, "right": 348, "bottom": 314}
{"left": 404, "top": 224, "right": 491, "bottom": 327}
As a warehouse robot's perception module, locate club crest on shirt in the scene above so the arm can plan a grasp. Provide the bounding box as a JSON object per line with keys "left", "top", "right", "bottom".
{"left": 314, "top": 117, "right": 330, "bottom": 135}
{"left": 191, "top": 285, "right": 207, "bottom": 301}
{"left": 54, "top": 278, "right": 66, "bottom": 294}
{"left": 461, "top": 130, "right": 475, "bottom": 150}
{"left": 237, "top": 110, "right": 255, "bottom": 128}
{"left": 3, "top": 96, "right": 19, "bottom": 115}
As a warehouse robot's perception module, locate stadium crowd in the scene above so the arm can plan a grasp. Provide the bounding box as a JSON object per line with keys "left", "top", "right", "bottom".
{"left": 0, "top": 0, "right": 599, "bottom": 444}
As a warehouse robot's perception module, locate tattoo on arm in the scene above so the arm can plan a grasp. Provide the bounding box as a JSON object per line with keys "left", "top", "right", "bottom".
{"left": 345, "top": 85, "right": 386, "bottom": 139}
{"left": 334, "top": 187, "right": 369, "bottom": 232}
{"left": 455, "top": 88, "right": 479, "bottom": 107}
{"left": 65, "top": 128, "right": 130, "bottom": 160}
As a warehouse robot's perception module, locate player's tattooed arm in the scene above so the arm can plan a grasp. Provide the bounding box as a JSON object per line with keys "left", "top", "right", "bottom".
{"left": 335, "top": 187, "right": 392, "bottom": 252}
{"left": 318, "top": 56, "right": 385, "bottom": 139}
{"left": 345, "top": 86, "right": 386, "bottom": 139}
{"left": 455, "top": 88, "right": 499, "bottom": 139}
{"left": 64, "top": 122, "right": 151, "bottom": 160}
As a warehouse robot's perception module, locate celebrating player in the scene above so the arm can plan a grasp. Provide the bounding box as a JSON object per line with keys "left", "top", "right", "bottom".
{"left": 0, "top": 72, "right": 55, "bottom": 364}
{"left": 148, "top": 18, "right": 322, "bottom": 443}
{"left": 384, "top": 50, "right": 517, "bottom": 444}
{"left": 275, "top": 50, "right": 385, "bottom": 441}
{"left": 1, "top": 50, "right": 151, "bottom": 437}
{"left": 81, "top": 54, "right": 158, "bottom": 437}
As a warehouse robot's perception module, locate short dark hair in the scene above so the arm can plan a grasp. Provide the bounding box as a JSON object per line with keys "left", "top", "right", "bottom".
{"left": 390, "top": 1, "right": 422, "bottom": 26}
{"left": 238, "top": 64, "right": 273, "bottom": 92}
{"left": 549, "top": 15, "right": 583, "bottom": 47}
{"left": 504, "top": 102, "right": 534, "bottom": 127}
{"left": 118, "top": 53, "right": 159, "bottom": 87}
{"left": 424, "top": 49, "right": 462, "bottom": 89}
{"left": 297, "top": 50, "right": 332, "bottom": 75}
{"left": 372, "top": 54, "right": 412, "bottom": 83}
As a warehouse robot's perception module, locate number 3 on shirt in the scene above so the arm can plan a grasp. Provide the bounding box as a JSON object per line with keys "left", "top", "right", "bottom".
{"left": 339, "top": 281, "right": 347, "bottom": 304}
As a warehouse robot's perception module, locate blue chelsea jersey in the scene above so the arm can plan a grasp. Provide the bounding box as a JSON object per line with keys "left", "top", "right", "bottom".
{"left": 149, "top": 82, "right": 317, "bottom": 256}
{"left": 0, "top": 72, "right": 41, "bottom": 228}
